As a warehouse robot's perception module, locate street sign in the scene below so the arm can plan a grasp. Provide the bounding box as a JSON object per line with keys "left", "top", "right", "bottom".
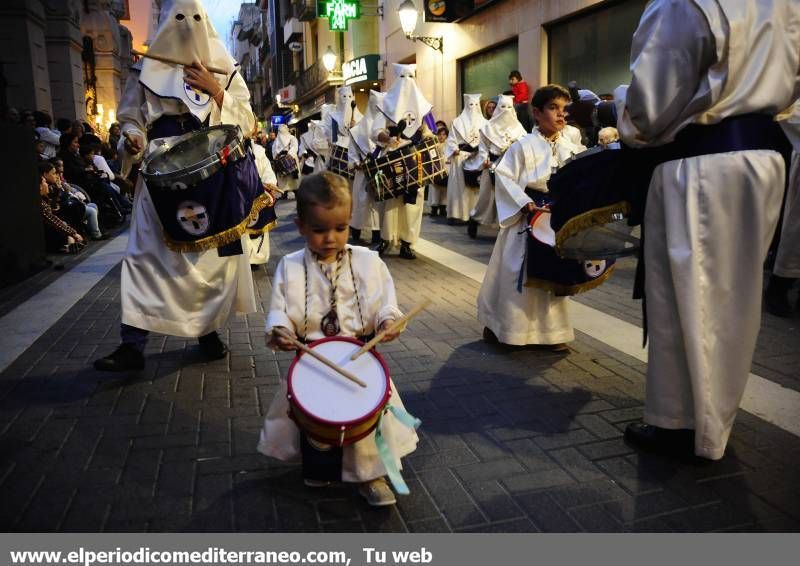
{"left": 318, "top": 0, "right": 361, "bottom": 31}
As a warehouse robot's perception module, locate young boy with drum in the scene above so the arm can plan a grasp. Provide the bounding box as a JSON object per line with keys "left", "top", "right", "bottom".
{"left": 477, "top": 84, "right": 586, "bottom": 351}
{"left": 257, "top": 172, "right": 419, "bottom": 507}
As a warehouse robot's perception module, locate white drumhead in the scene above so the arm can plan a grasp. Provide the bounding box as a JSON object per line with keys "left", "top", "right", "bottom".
{"left": 532, "top": 210, "right": 556, "bottom": 247}
{"left": 289, "top": 338, "right": 389, "bottom": 423}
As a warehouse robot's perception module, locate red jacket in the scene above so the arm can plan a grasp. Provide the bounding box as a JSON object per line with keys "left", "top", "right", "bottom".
{"left": 511, "top": 81, "right": 530, "bottom": 104}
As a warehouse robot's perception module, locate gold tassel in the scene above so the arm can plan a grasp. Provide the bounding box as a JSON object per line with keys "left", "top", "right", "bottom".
{"left": 163, "top": 192, "right": 273, "bottom": 253}
{"left": 554, "top": 202, "right": 632, "bottom": 252}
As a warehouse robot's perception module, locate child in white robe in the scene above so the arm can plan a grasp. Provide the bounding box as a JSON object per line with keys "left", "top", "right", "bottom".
{"left": 258, "top": 172, "right": 419, "bottom": 506}
{"left": 247, "top": 141, "right": 279, "bottom": 267}
{"left": 477, "top": 85, "right": 585, "bottom": 350}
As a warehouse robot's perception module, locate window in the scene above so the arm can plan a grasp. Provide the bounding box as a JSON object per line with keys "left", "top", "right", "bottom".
{"left": 460, "top": 40, "right": 518, "bottom": 107}
{"left": 547, "top": 0, "right": 648, "bottom": 96}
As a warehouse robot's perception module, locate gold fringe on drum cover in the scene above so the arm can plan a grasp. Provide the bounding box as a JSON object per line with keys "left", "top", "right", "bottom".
{"left": 554, "top": 201, "right": 632, "bottom": 253}
{"left": 525, "top": 264, "right": 616, "bottom": 296}
{"left": 162, "top": 192, "right": 274, "bottom": 253}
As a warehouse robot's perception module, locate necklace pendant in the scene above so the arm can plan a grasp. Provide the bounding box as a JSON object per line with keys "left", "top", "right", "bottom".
{"left": 321, "top": 309, "right": 340, "bottom": 337}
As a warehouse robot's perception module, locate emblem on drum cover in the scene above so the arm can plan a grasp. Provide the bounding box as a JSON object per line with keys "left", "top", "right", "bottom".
{"left": 171, "top": 181, "right": 188, "bottom": 191}
{"left": 177, "top": 201, "right": 210, "bottom": 235}
{"left": 183, "top": 82, "right": 211, "bottom": 107}
{"left": 583, "top": 260, "right": 607, "bottom": 278}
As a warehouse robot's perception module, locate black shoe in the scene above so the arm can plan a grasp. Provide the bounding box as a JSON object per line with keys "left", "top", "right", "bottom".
{"left": 624, "top": 422, "right": 695, "bottom": 456}
{"left": 399, "top": 242, "right": 416, "bottom": 260}
{"left": 467, "top": 219, "right": 478, "bottom": 239}
{"left": 93, "top": 344, "right": 145, "bottom": 372}
{"left": 374, "top": 239, "right": 389, "bottom": 257}
{"left": 764, "top": 275, "right": 796, "bottom": 317}
{"left": 198, "top": 331, "right": 229, "bottom": 360}
{"left": 371, "top": 230, "right": 382, "bottom": 245}
{"left": 91, "top": 233, "right": 111, "bottom": 241}
{"left": 482, "top": 327, "right": 499, "bottom": 344}
{"left": 439, "top": 206, "right": 447, "bottom": 218}
{"left": 250, "top": 264, "right": 261, "bottom": 272}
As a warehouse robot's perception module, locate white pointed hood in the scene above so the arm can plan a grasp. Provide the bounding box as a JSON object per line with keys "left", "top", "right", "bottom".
{"left": 139, "top": 0, "right": 236, "bottom": 122}
{"left": 378, "top": 64, "right": 433, "bottom": 138}
{"left": 451, "top": 93, "right": 486, "bottom": 146}
{"left": 307, "top": 120, "right": 330, "bottom": 154}
{"left": 349, "top": 90, "right": 386, "bottom": 161}
{"left": 273, "top": 124, "right": 296, "bottom": 155}
{"left": 328, "top": 86, "right": 362, "bottom": 148}
{"left": 481, "top": 95, "right": 527, "bottom": 152}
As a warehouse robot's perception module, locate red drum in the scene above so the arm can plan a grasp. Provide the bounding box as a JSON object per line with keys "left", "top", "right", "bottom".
{"left": 286, "top": 336, "right": 391, "bottom": 447}
{"left": 274, "top": 153, "right": 298, "bottom": 177}
{"left": 328, "top": 145, "right": 353, "bottom": 179}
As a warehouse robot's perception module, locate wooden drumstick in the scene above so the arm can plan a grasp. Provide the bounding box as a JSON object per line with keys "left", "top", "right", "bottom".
{"left": 272, "top": 327, "right": 367, "bottom": 388}
{"left": 350, "top": 299, "right": 432, "bottom": 361}
{"left": 132, "top": 50, "right": 228, "bottom": 75}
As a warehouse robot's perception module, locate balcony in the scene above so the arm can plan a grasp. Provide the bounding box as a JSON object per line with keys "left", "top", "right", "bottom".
{"left": 295, "top": 59, "right": 343, "bottom": 102}
{"left": 292, "top": 0, "right": 317, "bottom": 21}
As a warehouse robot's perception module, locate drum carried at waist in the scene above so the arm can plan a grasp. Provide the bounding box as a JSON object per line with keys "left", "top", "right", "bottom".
{"left": 287, "top": 336, "right": 391, "bottom": 447}
{"left": 140, "top": 125, "right": 269, "bottom": 253}
{"left": 524, "top": 193, "right": 616, "bottom": 297}
{"left": 364, "top": 137, "right": 447, "bottom": 201}
{"left": 274, "top": 153, "right": 299, "bottom": 177}
{"left": 328, "top": 145, "right": 353, "bottom": 179}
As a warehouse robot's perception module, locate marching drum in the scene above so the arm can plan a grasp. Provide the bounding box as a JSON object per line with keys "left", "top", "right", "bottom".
{"left": 140, "top": 125, "right": 267, "bottom": 252}
{"left": 328, "top": 145, "right": 353, "bottom": 179}
{"left": 412, "top": 136, "right": 447, "bottom": 190}
{"left": 286, "top": 336, "right": 391, "bottom": 447}
{"left": 363, "top": 144, "right": 416, "bottom": 201}
{"left": 462, "top": 167, "right": 482, "bottom": 188}
{"left": 547, "top": 148, "right": 640, "bottom": 260}
{"left": 274, "top": 153, "right": 299, "bottom": 177}
{"left": 525, "top": 195, "right": 616, "bottom": 297}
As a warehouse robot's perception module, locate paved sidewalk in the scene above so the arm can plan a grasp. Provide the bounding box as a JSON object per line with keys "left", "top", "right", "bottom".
{"left": 0, "top": 201, "right": 798, "bottom": 532}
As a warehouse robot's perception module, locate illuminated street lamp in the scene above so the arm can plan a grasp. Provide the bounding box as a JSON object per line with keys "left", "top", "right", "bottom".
{"left": 397, "top": 0, "right": 443, "bottom": 52}
{"left": 322, "top": 45, "right": 338, "bottom": 72}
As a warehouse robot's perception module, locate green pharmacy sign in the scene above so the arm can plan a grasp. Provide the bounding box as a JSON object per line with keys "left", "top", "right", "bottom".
{"left": 318, "top": 0, "right": 361, "bottom": 31}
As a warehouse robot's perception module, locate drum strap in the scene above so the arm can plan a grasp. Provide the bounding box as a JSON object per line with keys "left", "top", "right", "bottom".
{"left": 374, "top": 405, "right": 421, "bottom": 495}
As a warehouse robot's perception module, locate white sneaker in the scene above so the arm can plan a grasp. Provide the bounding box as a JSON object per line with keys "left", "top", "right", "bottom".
{"left": 358, "top": 478, "right": 396, "bottom": 506}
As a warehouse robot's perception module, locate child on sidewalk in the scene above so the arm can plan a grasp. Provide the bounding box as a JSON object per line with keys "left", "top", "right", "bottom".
{"left": 257, "top": 172, "right": 419, "bottom": 506}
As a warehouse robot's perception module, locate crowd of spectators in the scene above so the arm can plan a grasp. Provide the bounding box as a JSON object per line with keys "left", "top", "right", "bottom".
{"left": 4, "top": 107, "right": 134, "bottom": 254}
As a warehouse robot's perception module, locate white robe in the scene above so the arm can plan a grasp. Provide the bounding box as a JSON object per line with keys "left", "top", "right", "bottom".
{"left": 350, "top": 169, "right": 379, "bottom": 232}
{"left": 427, "top": 140, "right": 448, "bottom": 207}
{"left": 298, "top": 131, "right": 328, "bottom": 174}
{"left": 378, "top": 189, "right": 424, "bottom": 246}
{"left": 247, "top": 143, "right": 278, "bottom": 266}
{"left": 272, "top": 133, "right": 300, "bottom": 193}
{"left": 775, "top": 103, "right": 800, "bottom": 278}
{"left": 117, "top": 69, "right": 258, "bottom": 337}
{"left": 445, "top": 127, "right": 482, "bottom": 221}
{"left": 476, "top": 130, "right": 584, "bottom": 346}
{"left": 257, "top": 246, "right": 418, "bottom": 482}
{"left": 616, "top": 0, "right": 800, "bottom": 460}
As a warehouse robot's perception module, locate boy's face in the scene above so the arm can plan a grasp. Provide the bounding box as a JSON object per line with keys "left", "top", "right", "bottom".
{"left": 295, "top": 203, "right": 351, "bottom": 262}
{"left": 436, "top": 130, "right": 447, "bottom": 143}
{"left": 508, "top": 76, "right": 519, "bottom": 86}
{"left": 54, "top": 160, "right": 64, "bottom": 174}
{"left": 485, "top": 101, "right": 496, "bottom": 117}
{"left": 44, "top": 168, "right": 59, "bottom": 185}
{"left": 533, "top": 96, "right": 569, "bottom": 137}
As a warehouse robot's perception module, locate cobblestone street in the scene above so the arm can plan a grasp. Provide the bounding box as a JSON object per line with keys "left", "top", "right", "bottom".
{"left": 1, "top": 200, "right": 799, "bottom": 532}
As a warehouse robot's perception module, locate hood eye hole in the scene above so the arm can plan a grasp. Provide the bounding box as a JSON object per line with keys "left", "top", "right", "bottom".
{"left": 193, "top": 14, "right": 201, "bottom": 21}
{"left": 175, "top": 13, "right": 185, "bottom": 20}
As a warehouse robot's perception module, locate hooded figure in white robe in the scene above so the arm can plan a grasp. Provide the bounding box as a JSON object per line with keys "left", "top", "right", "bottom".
{"left": 298, "top": 120, "right": 329, "bottom": 174}
{"left": 272, "top": 124, "right": 300, "bottom": 193}
{"left": 616, "top": 0, "right": 800, "bottom": 460}
{"left": 446, "top": 94, "right": 487, "bottom": 222}
{"left": 348, "top": 90, "right": 385, "bottom": 239}
{"left": 373, "top": 65, "right": 432, "bottom": 258}
{"left": 94, "top": 0, "right": 258, "bottom": 370}
{"left": 471, "top": 95, "right": 527, "bottom": 227}
{"left": 327, "top": 86, "right": 362, "bottom": 149}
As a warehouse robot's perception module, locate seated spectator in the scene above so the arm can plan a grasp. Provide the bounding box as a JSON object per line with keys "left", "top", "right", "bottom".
{"left": 3, "top": 107, "right": 21, "bottom": 124}
{"left": 597, "top": 126, "right": 620, "bottom": 149}
{"left": 34, "top": 135, "right": 48, "bottom": 161}
{"left": 56, "top": 117, "right": 72, "bottom": 134}
{"left": 34, "top": 111, "right": 61, "bottom": 158}
{"left": 71, "top": 120, "right": 85, "bottom": 139}
{"left": 21, "top": 111, "right": 36, "bottom": 129}
{"left": 101, "top": 143, "right": 121, "bottom": 175}
{"left": 38, "top": 162, "right": 84, "bottom": 253}
{"left": 50, "top": 158, "right": 107, "bottom": 241}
